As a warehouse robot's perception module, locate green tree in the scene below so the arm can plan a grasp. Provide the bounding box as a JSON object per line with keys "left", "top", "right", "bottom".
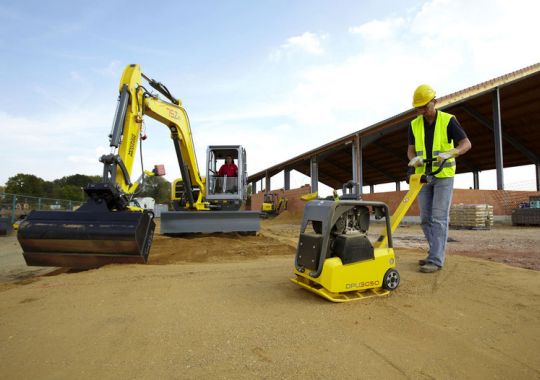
{"left": 5, "top": 173, "right": 45, "bottom": 196}
{"left": 42, "top": 181, "right": 55, "bottom": 198}
{"left": 52, "top": 174, "right": 102, "bottom": 200}
{"left": 54, "top": 174, "right": 101, "bottom": 188}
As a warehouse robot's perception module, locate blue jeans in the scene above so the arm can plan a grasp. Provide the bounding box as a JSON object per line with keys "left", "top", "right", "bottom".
{"left": 418, "top": 177, "right": 454, "bottom": 267}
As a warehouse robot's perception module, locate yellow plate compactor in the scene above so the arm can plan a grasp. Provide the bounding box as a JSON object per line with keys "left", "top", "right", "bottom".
{"left": 291, "top": 158, "right": 446, "bottom": 302}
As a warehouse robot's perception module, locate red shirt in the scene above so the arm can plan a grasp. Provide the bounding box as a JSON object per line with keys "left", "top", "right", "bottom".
{"left": 218, "top": 163, "right": 238, "bottom": 177}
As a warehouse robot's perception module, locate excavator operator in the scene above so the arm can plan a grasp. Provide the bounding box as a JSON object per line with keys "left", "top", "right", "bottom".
{"left": 218, "top": 156, "right": 238, "bottom": 177}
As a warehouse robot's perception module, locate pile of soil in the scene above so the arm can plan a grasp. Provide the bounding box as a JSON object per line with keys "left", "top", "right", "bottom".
{"left": 265, "top": 210, "right": 304, "bottom": 224}
{"left": 149, "top": 232, "right": 295, "bottom": 264}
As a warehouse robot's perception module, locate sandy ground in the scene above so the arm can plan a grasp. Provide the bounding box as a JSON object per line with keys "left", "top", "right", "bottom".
{"left": 0, "top": 213, "right": 539, "bottom": 379}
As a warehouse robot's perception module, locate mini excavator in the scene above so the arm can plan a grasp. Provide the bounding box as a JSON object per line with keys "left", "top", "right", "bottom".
{"left": 291, "top": 158, "right": 447, "bottom": 302}
{"left": 17, "top": 64, "right": 259, "bottom": 268}
{"left": 261, "top": 191, "right": 288, "bottom": 217}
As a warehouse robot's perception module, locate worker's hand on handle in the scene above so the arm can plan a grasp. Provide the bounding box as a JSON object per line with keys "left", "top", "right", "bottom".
{"left": 436, "top": 148, "right": 459, "bottom": 162}
{"left": 408, "top": 156, "right": 424, "bottom": 168}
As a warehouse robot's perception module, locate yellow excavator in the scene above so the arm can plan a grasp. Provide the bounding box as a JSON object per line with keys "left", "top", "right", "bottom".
{"left": 17, "top": 64, "right": 259, "bottom": 268}
{"left": 261, "top": 191, "right": 288, "bottom": 217}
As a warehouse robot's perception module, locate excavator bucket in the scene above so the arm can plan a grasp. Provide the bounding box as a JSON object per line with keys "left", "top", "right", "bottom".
{"left": 17, "top": 210, "right": 155, "bottom": 269}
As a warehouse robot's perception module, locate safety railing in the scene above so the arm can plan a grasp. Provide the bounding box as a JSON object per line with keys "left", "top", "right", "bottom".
{"left": 0, "top": 192, "right": 83, "bottom": 224}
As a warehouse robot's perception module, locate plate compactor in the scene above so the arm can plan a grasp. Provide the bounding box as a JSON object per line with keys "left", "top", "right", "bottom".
{"left": 291, "top": 158, "right": 447, "bottom": 302}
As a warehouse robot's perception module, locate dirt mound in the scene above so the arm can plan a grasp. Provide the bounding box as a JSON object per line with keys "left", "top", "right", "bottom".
{"left": 265, "top": 210, "right": 303, "bottom": 224}
{"left": 149, "top": 232, "right": 295, "bottom": 264}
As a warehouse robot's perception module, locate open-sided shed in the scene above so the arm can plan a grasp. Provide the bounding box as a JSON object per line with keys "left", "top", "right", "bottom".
{"left": 248, "top": 63, "right": 540, "bottom": 193}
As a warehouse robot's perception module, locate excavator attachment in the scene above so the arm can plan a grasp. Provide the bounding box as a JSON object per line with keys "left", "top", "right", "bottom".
{"left": 18, "top": 210, "right": 154, "bottom": 268}
{"left": 160, "top": 210, "right": 260, "bottom": 234}
{"left": 17, "top": 183, "right": 155, "bottom": 269}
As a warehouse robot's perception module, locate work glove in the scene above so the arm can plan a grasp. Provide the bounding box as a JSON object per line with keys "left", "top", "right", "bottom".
{"left": 436, "top": 148, "right": 459, "bottom": 162}
{"left": 408, "top": 156, "right": 424, "bottom": 168}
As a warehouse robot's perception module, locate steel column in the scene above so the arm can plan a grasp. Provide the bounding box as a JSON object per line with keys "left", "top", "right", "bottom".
{"left": 252, "top": 181, "right": 256, "bottom": 194}
{"left": 396, "top": 181, "right": 401, "bottom": 191}
{"left": 284, "top": 169, "right": 291, "bottom": 190}
{"left": 352, "top": 134, "right": 363, "bottom": 195}
{"left": 265, "top": 171, "right": 271, "bottom": 193}
{"left": 492, "top": 88, "right": 504, "bottom": 190}
{"left": 536, "top": 164, "right": 540, "bottom": 192}
{"left": 370, "top": 184, "right": 374, "bottom": 194}
{"left": 310, "top": 157, "right": 319, "bottom": 194}
{"left": 11, "top": 194, "right": 17, "bottom": 224}
{"left": 473, "top": 171, "right": 479, "bottom": 190}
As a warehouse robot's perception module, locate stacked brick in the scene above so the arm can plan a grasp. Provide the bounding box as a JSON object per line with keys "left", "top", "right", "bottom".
{"left": 450, "top": 204, "right": 494, "bottom": 230}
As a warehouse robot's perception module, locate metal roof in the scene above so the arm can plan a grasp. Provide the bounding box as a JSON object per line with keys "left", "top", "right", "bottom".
{"left": 248, "top": 63, "right": 540, "bottom": 189}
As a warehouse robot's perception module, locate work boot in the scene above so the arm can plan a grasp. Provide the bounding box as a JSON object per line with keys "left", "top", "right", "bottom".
{"left": 419, "top": 263, "right": 441, "bottom": 273}
{"left": 418, "top": 258, "right": 428, "bottom": 266}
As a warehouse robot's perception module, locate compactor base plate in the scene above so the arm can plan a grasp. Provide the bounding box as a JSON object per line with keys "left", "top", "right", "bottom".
{"left": 290, "top": 275, "right": 390, "bottom": 303}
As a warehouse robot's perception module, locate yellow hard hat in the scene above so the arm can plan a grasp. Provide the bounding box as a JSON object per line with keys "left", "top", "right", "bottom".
{"left": 412, "top": 84, "right": 436, "bottom": 107}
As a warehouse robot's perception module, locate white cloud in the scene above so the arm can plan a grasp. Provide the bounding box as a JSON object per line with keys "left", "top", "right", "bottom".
{"left": 282, "top": 0, "right": 540, "bottom": 131}
{"left": 284, "top": 32, "right": 326, "bottom": 54}
{"left": 208, "top": 0, "right": 540, "bottom": 192}
{"left": 349, "top": 17, "right": 405, "bottom": 40}
{"left": 270, "top": 32, "right": 327, "bottom": 61}
{"left": 0, "top": 107, "right": 113, "bottom": 182}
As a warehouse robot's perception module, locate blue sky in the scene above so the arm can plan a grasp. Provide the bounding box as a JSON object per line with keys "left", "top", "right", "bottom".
{"left": 1, "top": 0, "right": 539, "bottom": 193}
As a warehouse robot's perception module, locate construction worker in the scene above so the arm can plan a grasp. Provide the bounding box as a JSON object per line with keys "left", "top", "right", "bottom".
{"left": 408, "top": 84, "right": 472, "bottom": 273}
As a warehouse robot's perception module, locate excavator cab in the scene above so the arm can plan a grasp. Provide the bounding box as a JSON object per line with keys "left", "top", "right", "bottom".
{"left": 206, "top": 146, "right": 247, "bottom": 211}
{"left": 163, "top": 145, "right": 259, "bottom": 234}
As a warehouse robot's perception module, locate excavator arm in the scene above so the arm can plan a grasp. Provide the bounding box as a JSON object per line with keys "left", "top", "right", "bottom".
{"left": 106, "top": 64, "right": 207, "bottom": 210}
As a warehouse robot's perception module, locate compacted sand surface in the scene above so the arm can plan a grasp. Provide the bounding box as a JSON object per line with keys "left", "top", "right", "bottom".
{"left": 0, "top": 214, "right": 539, "bottom": 379}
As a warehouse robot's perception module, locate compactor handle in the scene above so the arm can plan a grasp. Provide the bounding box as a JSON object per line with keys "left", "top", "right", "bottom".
{"left": 422, "top": 157, "right": 449, "bottom": 183}
{"left": 407, "top": 157, "right": 449, "bottom": 183}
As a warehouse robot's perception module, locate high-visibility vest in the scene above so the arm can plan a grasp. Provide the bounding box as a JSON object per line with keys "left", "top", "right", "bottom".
{"left": 411, "top": 111, "right": 456, "bottom": 178}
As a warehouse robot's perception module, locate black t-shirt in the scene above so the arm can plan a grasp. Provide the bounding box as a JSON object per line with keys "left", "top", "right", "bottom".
{"left": 408, "top": 112, "right": 467, "bottom": 159}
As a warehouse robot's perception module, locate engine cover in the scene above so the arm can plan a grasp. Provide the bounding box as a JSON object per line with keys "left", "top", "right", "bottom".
{"left": 332, "top": 234, "right": 374, "bottom": 264}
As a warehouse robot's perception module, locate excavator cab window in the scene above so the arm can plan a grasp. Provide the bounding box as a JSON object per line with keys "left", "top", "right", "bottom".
{"left": 207, "top": 148, "right": 240, "bottom": 196}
